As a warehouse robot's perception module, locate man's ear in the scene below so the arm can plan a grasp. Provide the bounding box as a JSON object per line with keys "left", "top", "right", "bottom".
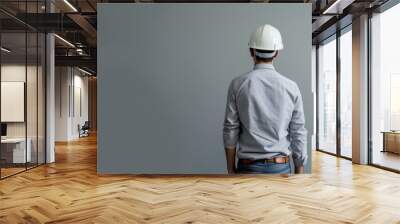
{"left": 249, "top": 48, "right": 255, "bottom": 57}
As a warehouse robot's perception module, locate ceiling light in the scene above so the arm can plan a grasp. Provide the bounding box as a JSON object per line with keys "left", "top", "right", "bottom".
{"left": 322, "top": 0, "right": 343, "bottom": 14}
{"left": 76, "top": 48, "right": 85, "bottom": 55}
{"left": 63, "top": 0, "right": 78, "bottom": 12}
{"left": 78, "top": 67, "right": 93, "bottom": 76}
{"left": 1, "top": 47, "right": 11, "bottom": 53}
{"left": 54, "top": 34, "right": 75, "bottom": 48}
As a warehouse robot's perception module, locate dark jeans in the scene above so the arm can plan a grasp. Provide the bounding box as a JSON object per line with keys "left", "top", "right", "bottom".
{"left": 237, "top": 160, "right": 291, "bottom": 174}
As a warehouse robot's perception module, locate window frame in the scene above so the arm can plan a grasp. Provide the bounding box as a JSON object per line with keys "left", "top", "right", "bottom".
{"left": 315, "top": 24, "right": 353, "bottom": 161}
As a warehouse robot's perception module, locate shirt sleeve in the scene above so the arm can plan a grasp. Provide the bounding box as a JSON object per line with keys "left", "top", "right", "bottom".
{"left": 289, "top": 87, "right": 308, "bottom": 167}
{"left": 223, "top": 81, "right": 240, "bottom": 149}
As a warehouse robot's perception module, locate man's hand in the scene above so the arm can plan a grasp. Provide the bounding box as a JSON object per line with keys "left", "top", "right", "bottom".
{"left": 225, "top": 147, "right": 236, "bottom": 174}
{"left": 227, "top": 168, "right": 236, "bottom": 174}
{"left": 294, "top": 166, "right": 304, "bottom": 174}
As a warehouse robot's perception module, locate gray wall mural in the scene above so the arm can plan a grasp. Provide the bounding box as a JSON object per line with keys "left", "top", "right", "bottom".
{"left": 98, "top": 3, "right": 312, "bottom": 174}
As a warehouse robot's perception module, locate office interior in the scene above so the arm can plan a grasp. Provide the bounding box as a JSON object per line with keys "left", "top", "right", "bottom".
{"left": 0, "top": 0, "right": 400, "bottom": 222}
{"left": 0, "top": 0, "right": 97, "bottom": 179}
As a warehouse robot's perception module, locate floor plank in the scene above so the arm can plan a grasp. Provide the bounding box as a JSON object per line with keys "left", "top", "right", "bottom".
{"left": 1, "top": 135, "right": 400, "bottom": 224}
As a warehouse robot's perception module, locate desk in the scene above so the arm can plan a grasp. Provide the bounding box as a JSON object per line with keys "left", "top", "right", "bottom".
{"left": 1, "top": 138, "right": 32, "bottom": 163}
{"left": 382, "top": 131, "right": 400, "bottom": 154}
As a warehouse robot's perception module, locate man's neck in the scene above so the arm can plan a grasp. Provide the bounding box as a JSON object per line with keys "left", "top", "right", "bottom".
{"left": 255, "top": 61, "right": 273, "bottom": 65}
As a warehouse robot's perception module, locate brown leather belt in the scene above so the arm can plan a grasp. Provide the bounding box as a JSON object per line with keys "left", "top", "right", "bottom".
{"left": 239, "top": 156, "right": 289, "bottom": 165}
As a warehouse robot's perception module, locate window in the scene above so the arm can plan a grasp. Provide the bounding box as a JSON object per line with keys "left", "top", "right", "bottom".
{"left": 316, "top": 26, "right": 353, "bottom": 159}
{"left": 317, "top": 36, "right": 337, "bottom": 154}
{"left": 371, "top": 3, "right": 400, "bottom": 171}
{"left": 340, "top": 29, "right": 352, "bottom": 158}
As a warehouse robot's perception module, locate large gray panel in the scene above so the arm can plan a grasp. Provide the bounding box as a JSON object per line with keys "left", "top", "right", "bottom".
{"left": 98, "top": 4, "right": 312, "bottom": 174}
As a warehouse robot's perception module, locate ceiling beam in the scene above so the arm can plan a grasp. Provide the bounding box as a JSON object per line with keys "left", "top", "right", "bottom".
{"left": 55, "top": 55, "right": 96, "bottom": 68}
{"left": 67, "top": 13, "right": 97, "bottom": 46}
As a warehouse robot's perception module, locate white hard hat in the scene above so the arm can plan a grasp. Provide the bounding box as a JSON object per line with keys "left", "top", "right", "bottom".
{"left": 248, "top": 24, "right": 284, "bottom": 58}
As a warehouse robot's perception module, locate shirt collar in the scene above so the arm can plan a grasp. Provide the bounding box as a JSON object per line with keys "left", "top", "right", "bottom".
{"left": 254, "top": 63, "right": 275, "bottom": 71}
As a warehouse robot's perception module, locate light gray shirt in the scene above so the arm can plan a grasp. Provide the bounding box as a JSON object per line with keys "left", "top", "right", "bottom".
{"left": 223, "top": 63, "right": 307, "bottom": 167}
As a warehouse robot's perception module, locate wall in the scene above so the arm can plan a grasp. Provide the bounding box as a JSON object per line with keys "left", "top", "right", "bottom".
{"left": 55, "top": 67, "right": 69, "bottom": 141}
{"left": 55, "top": 67, "right": 89, "bottom": 141}
{"left": 1, "top": 65, "right": 40, "bottom": 138}
{"left": 1, "top": 65, "right": 28, "bottom": 142}
{"left": 98, "top": 4, "right": 312, "bottom": 174}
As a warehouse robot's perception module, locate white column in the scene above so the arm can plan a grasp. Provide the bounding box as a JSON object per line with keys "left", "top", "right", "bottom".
{"left": 46, "top": 33, "right": 55, "bottom": 163}
{"left": 352, "top": 14, "right": 369, "bottom": 164}
{"left": 46, "top": 0, "right": 56, "bottom": 163}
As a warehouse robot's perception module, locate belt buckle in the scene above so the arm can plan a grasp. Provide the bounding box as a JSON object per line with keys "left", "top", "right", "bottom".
{"left": 272, "top": 156, "right": 288, "bottom": 164}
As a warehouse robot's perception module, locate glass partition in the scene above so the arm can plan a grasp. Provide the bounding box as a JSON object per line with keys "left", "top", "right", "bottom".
{"left": 0, "top": 2, "right": 46, "bottom": 179}
{"left": 0, "top": 31, "right": 28, "bottom": 177}
{"left": 27, "top": 31, "right": 38, "bottom": 169}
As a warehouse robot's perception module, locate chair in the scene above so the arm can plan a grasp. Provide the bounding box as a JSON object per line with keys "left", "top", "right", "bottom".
{"left": 78, "top": 121, "right": 90, "bottom": 138}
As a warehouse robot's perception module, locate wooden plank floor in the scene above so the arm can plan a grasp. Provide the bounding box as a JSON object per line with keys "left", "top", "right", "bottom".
{"left": 1, "top": 135, "right": 400, "bottom": 224}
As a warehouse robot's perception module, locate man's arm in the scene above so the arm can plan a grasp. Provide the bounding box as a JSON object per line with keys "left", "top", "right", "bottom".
{"left": 289, "top": 87, "right": 308, "bottom": 174}
{"left": 225, "top": 147, "right": 236, "bottom": 174}
{"left": 223, "top": 81, "right": 240, "bottom": 174}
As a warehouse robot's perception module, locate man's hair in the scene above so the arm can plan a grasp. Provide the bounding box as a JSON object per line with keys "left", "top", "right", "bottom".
{"left": 250, "top": 49, "right": 275, "bottom": 63}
